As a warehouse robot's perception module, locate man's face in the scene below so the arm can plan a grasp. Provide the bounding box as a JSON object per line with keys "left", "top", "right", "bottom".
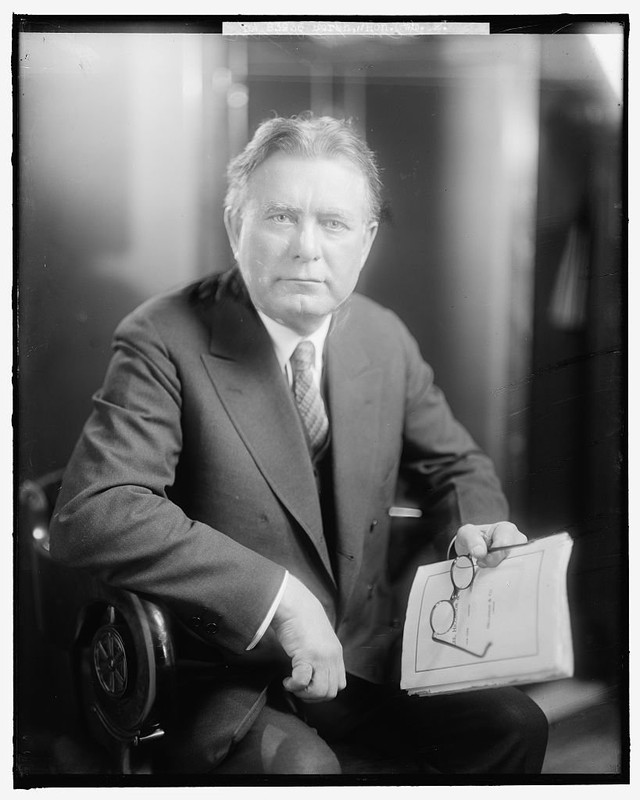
{"left": 225, "top": 153, "right": 378, "bottom": 335}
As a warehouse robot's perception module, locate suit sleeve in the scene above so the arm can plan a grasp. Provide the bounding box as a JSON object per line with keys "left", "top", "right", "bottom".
{"left": 49, "top": 308, "right": 286, "bottom": 655}
{"left": 396, "top": 316, "right": 509, "bottom": 556}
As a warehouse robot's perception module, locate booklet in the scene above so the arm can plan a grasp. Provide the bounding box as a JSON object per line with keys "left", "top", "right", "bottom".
{"left": 400, "top": 532, "right": 574, "bottom": 696}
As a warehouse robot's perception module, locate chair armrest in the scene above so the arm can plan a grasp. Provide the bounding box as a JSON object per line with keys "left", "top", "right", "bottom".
{"left": 20, "top": 475, "right": 176, "bottom": 749}
{"left": 80, "top": 585, "right": 176, "bottom": 746}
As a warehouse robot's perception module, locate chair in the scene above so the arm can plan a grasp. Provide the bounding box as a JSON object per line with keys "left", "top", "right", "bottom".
{"left": 19, "top": 471, "right": 176, "bottom": 774}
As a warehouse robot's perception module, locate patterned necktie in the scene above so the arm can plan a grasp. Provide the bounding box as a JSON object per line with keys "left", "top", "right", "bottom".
{"left": 290, "top": 340, "right": 329, "bottom": 457}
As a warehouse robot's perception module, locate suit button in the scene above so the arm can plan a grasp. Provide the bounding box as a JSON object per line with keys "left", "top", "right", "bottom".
{"left": 369, "top": 519, "right": 378, "bottom": 532}
{"left": 190, "top": 616, "right": 202, "bottom": 628}
{"left": 205, "top": 622, "right": 219, "bottom": 635}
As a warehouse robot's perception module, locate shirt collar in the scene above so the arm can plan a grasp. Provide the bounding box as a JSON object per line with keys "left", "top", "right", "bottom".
{"left": 257, "top": 310, "right": 332, "bottom": 374}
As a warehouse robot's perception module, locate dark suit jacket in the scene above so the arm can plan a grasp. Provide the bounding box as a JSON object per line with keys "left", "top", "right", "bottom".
{"left": 50, "top": 268, "right": 508, "bottom": 765}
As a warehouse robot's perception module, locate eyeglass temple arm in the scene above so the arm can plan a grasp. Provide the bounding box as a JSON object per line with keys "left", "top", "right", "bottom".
{"left": 431, "top": 634, "right": 492, "bottom": 659}
{"left": 487, "top": 535, "right": 547, "bottom": 553}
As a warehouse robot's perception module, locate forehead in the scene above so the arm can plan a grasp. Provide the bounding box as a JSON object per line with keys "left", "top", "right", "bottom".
{"left": 245, "top": 153, "right": 370, "bottom": 213}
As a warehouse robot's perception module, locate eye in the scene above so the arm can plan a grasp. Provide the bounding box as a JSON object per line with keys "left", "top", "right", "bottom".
{"left": 270, "top": 212, "right": 294, "bottom": 225}
{"left": 323, "top": 219, "right": 347, "bottom": 231}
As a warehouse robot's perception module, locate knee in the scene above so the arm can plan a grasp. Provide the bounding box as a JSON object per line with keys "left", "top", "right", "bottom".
{"left": 492, "top": 689, "right": 549, "bottom": 756}
{"left": 273, "top": 737, "right": 341, "bottom": 774}
{"left": 506, "top": 691, "right": 548, "bottom": 741}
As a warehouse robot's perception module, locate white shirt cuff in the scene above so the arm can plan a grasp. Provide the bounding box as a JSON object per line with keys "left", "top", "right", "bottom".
{"left": 446, "top": 534, "right": 457, "bottom": 561}
{"left": 245, "top": 570, "right": 289, "bottom": 651}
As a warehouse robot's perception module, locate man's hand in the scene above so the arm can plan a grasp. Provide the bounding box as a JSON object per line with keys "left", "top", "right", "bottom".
{"left": 271, "top": 574, "right": 346, "bottom": 703}
{"left": 454, "top": 521, "right": 527, "bottom": 568}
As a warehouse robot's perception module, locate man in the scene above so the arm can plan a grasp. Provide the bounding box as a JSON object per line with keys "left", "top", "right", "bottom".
{"left": 50, "top": 113, "right": 548, "bottom": 774}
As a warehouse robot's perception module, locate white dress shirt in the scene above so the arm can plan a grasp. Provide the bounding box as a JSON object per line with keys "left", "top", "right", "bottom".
{"left": 245, "top": 311, "right": 332, "bottom": 650}
{"left": 257, "top": 310, "right": 332, "bottom": 390}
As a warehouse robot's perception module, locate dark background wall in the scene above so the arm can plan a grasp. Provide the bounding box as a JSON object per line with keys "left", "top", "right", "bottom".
{"left": 526, "top": 35, "right": 624, "bottom": 678}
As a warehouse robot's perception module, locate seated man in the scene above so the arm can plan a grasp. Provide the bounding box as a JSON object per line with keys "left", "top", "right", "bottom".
{"left": 50, "top": 113, "right": 548, "bottom": 775}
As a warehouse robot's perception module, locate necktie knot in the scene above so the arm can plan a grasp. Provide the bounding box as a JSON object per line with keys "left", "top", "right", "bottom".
{"left": 290, "top": 340, "right": 315, "bottom": 374}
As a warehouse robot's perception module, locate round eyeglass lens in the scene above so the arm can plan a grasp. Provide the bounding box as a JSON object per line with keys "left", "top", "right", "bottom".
{"left": 451, "top": 555, "right": 475, "bottom": 590}
{"left": 430, "top": 599, "right": 456, "bottom": 635}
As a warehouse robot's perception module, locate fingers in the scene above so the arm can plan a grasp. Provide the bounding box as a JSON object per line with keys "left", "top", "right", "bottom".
{"left": 283, "top": 659, "right": 347, "bottom": 702}
{"left": 455, "top": 522, "right": 490, "bottom": 560}
{"left": 289, "top": 649, "right": 347, "bottom": 702}
{"left": 455, "top": 521, "right": 527, "bottom": 568}
{"left": 489, "top": 521, "right": 527, "bottom": 550}
{"left": 283, "top": 661, "right": 313, "bottom": 694}
{"left": 481, "top": 521, "right": 526, "bottom": 567}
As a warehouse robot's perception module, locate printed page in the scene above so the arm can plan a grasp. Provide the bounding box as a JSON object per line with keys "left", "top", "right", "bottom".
{"left": 401, "top": 532, "right": 573, "bottom": 694}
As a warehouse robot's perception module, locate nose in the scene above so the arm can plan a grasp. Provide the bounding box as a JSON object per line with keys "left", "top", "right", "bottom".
{"left": 292, "top": 220, "right": 320, "bottom": 262}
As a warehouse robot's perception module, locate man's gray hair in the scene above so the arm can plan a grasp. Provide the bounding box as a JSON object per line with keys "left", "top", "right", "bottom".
{"left": 225, "top": 112, "right": 383, "bottom": 222}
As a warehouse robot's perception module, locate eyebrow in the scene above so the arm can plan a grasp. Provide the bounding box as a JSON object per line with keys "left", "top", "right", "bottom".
{"left": 319, "top": 208, "right": 356, "bottom": 221}
{"left": 260, "top": 202, "right": 302, "bottom": 216}
{"left": 259, "top": 203, "right": 356, "bottom": 222}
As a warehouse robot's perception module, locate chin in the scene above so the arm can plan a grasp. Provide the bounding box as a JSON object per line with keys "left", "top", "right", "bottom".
{"left": 282, "top": 291, "right": 328, "bottom": 313}
{"left": 271, "top": 299, "right": 331, "bottom": 332}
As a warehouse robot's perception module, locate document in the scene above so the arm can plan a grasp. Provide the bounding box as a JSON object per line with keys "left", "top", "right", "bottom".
{"left": 401, "top": 532, "right": 574, "bottom": 695}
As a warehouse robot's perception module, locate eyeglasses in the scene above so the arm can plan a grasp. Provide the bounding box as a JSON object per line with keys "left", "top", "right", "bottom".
{"left": 429, "top": 555, "right": 492, "bottom": 658}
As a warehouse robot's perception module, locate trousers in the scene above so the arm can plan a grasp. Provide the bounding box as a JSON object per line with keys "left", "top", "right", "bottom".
{"left": 159, "top": 672, "right": 549, "bottom": 775}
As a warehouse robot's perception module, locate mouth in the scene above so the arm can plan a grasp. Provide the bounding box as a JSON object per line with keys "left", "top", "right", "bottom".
{"left": 280, "top": 278, "right": 325, "bottom": 290}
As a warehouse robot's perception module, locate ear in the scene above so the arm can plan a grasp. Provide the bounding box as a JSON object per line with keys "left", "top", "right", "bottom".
{"left": 358, "top": 220, "right": 379, "bottom": 270}
{"left": 223, "top": 207, "right": 242, "bottom": 259}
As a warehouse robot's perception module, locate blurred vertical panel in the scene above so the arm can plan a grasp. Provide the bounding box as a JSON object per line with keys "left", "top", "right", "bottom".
{"left": 310, "top": 62, "right": 334, "bottom": 116}
{"left": 19, "top": 33, "right": 138, "bottom": 479}
{"left": 122, "top": 34, "right": 200, "bottom": 294}
{"left": 197, "top": 36, "right": 238, "bottom": 273}
{"left": 360, "top": 37, "right": 540, "bottom": 497}
{"left": 225, "top": 38, "right": 249, "bottom": 158}
{"left": 17, "top": 33, "right": 231, "bottom": 478}
{"left": 436, "top": 37, "right": 540, "bottom": 496}
{"left": 341, "top": 74, "right": 366, "bottom": 133}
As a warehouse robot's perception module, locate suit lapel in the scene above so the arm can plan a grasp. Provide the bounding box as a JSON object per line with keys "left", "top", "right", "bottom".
{"left": 326, "top": 306, "right": 383, "bottom": 608}
{"left": 200, "top": 289, "right": 335, "bottom": 586}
